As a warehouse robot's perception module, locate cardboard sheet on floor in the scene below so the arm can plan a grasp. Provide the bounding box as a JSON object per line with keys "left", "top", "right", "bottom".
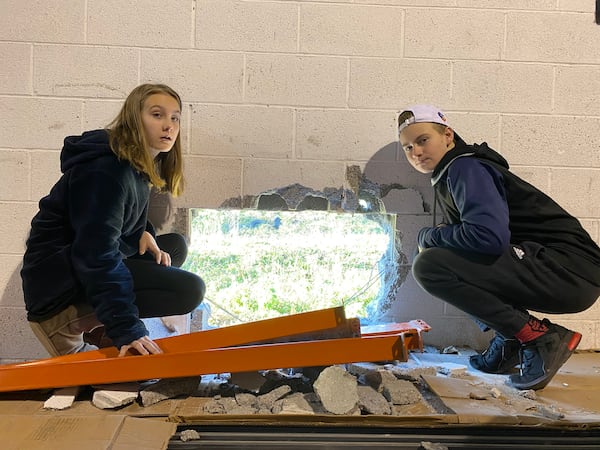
{"left": 0, "top": 415, "right": 175, "bottom": 450}
{"left": 422, "top": 373, "right": 600, "bottom": 427}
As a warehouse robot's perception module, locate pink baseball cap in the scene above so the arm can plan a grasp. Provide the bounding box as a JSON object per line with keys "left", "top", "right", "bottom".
{"left": 398, "top": 104, "right": 450, "bottom": 133}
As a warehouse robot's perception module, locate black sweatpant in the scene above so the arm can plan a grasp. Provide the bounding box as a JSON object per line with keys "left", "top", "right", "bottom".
{"left": 124, "top": 233, "right": 205, "bottom": 318}
{"left": 412, "top": 242, "right": 600, "bottom": 339}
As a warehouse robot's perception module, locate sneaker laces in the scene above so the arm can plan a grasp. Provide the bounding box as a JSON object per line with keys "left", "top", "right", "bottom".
{"left": 518, "top": 343, "right": 537, "bottom": 377}
{"left": 483, "top": 335, "right": 507, "bottom": 362}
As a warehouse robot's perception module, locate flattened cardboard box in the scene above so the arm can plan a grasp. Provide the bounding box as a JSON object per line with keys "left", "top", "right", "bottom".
{"left": 0, "top": 415, "right": 175, "bottom": 450}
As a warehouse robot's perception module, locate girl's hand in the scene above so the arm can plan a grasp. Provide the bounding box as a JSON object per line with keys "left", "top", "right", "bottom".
{"left": 118, "top": 335, "right": 163, "bottom": 357}
{"left": 138, "top": 231, "right": 171, "bottom": 266}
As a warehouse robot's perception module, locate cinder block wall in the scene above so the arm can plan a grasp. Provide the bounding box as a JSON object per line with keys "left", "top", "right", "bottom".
{"left": 1, "top": 1, "right": 599, "bottom": 362}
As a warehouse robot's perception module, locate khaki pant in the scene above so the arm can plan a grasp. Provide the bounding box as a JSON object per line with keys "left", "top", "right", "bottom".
{"left": 29, "top": 304, "right": 103, "bottom": 357}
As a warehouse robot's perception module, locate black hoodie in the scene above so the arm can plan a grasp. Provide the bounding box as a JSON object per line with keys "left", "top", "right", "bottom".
{"left": 418, "top": 139, "right": 600, "bottom": 285}
{"left": 21, "top": 129, "right": 150, "bottom": 348}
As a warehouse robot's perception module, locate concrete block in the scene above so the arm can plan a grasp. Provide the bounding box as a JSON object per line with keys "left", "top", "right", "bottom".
{"left": 245, "top": 54, "right": 347, "bottom": 107}
{"left": 190, "top": 105, "right": 293, "bottom": 159}
{"left": 557, "top": 0, "right": 595, "bottom": 12}
{"left": 0, "top": 202, "right": 39, "bottom": 254}
{"left": 457, "top": 0, "right": 555, "bottom": 8}
{"left": 405, "top": 9, "right": 504, "bottom": 60}
{"left": 349, "top": 58, "right": 452, "bottom": 109}
{"left": 0, "top": 151, "right": 29, "bottom": 201}
{"left": 30, "top": 150, "right": 62, "bottom": 202}
{"left": 446, "top": 112, "right": 500, "bottom": 150}
{"left": 510, "top": 167, "right": 550, "bottom": 195}
{"left": 555, "top": 66, "right": 600, "bottom": 116}
{"left": 82, "top": 100, "right": 122, "bottom": 131}
{"left": 0, "top": 98, "right": 81, "bottom": 150}
{"left": 296, "top": 109, "right": 396, "bottom": 161}
{"left": 501, "top": 115, "right": 600, "bottom": 167}
{"left": 0, "top": 0, "right": 84, "bottom": 42}
{"left": 178, "top": 156, "right": 241, "bottom": 208}
{"left": 0, "top": 43, "right": 31, "bottom": 95}
{"left": 34, "top": 46, "right": 138, "bottom": 98}
{"left": 382, "top": 188, "right": 424, "bottom": 215}
{"left": 0, "top": 255, "right": 25, "bottom": 307}
{"left": 452, "top": 62, "right": 553, "bottom": 113}
{"left": 549, "top": 169, "right": 600, "bottom": 217}
{"left": 242, "top": 159, "right": 346, "bottom": 198}
{"left": 300, "top": 4, "right": 403, "bottom": 57}
{"left": 0, "top": 306, "right": 48, "bottom": 360}
{"left": 196, "top": 0, "right": 297, "bottom": 52}
{"left": 141, "top": 50, "right": 244, "bottom": 104}
{"left": 506, "top": 12, "right": 600, "bottom": 64}
{"left": 87, "top": 0, "right": 192, "bottom": 48}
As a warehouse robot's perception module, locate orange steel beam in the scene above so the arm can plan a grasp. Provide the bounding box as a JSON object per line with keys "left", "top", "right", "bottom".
{"left": 15, "top": 306, "right": 351, "bottom": 364}
{"left": 0, "top": 306, "right": 430, "bottom": 393}
{"left": 0, "top": 334, "right": 404, "bottom": 392}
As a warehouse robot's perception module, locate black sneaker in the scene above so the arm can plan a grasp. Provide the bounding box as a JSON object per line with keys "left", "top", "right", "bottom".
{"left": 469, "top": 333, "right": 520, "bottom": 374}
{"left": 508, "top": 320, "right": 582, "bottom": 391}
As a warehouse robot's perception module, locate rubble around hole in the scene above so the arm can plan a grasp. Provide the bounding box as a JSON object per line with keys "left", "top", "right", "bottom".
{"left": 81, "top": 347, "right": 569, "bottom": 420}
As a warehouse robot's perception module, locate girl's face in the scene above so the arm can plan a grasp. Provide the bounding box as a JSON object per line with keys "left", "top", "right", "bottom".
{"left": 399, "top": 122, "right": 455, "bottom": 174}
{"left": 141, "top": 93, "right": 181, "bottom": 159}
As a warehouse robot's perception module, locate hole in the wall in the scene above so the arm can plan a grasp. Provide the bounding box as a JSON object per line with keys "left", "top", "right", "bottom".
{"left": 182, "top": 207, "right": 397, "bottom": 330}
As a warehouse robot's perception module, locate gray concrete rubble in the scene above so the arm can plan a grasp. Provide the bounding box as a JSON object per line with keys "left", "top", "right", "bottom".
{"left": 357, "top": 385, "right": 392, "bottom": 415}
{"left": 313, "top": 365, "right": 360, "bottom": 415}
{"left": 140, "top": 376, "right": 200, "bottom": 407}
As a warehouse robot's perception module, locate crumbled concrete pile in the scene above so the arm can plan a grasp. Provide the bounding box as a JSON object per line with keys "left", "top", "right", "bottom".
{"left": 199, "top": 364, "right": 428, "bottom": 416}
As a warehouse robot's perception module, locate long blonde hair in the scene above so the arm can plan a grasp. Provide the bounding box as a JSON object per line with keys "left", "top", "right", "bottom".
{"left": 106, "top": 83, "right": 184, "bottom": 197}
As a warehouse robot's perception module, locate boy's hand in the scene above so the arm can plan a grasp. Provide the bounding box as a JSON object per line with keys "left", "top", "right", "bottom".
{"left": 118, "top": 336, "right": 163, "bottom": 357}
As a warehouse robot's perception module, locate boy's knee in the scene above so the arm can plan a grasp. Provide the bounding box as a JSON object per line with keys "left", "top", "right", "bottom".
{"left": 412, "top": 248, "right": 442, "bottom": 283}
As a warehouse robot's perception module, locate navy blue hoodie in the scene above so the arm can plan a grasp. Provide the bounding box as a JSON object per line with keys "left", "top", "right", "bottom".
{"left": 418, "top": 140, "right": 600, "bottom": 285}
{"left": 21, "top": 129, "right": 150, "bottom": 348}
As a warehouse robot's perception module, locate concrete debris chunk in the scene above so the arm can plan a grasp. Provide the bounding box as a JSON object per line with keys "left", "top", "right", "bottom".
{"left": 230, "top": 371, "right": 266, "bottom": 393}
{"left": 92, "top": 383, "right": 139, "bottom": 409}
{"left": 180, "top": 429, "right": 201, "bottom": 442}
{"left": 518, "top": 389, "right": 537, "bottom": 400}
{"left": 43, "top": 386, "right": 81, "bottom": 410}
{"left": 203, "top": 396, "right": 237, "bottom": 414}
{"left": 140, "top": 377, "right": 200, "bottom": 407}
{"left": 273, "top": 392, "right": 316, "bottom": 415}
{"left": 385, "top": 363, "right": 437, "bottom": 382}
{"left": 436, "top": 362, "right": 468, "bottom": 378}
{"left": 235, "top": 392, "right": 258, "bottom": 408}
{"left": 346, "top": 362, "right": 385, "bottom": 377}
{"left": 313, "top": 365, "right": 359, "bottom": 415}
{"left": 357, "top": 385, "right": 392, "bottom": 415}
{"left": 377, "top": 371, "right": 422, "bottom": 406}
{"left": 257, "top": 385, "right": 292, "bottom": 409}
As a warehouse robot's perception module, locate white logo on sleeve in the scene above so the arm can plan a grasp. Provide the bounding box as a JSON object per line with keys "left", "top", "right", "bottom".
{"left": 512, "top": 246, "right": 525, "bottom": 260}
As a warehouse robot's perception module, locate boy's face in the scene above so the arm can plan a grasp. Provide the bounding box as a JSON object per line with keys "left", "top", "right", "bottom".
{"left": 399, "top": 122, "right": 455, "bottom": 174}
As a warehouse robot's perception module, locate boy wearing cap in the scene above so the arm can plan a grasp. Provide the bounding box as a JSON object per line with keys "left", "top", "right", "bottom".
{"left": 398, "top": 105, "right": 600, "bottom": 390}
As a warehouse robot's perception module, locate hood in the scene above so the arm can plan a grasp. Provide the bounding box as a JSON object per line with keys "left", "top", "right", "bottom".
{"left": 431, "top": 137, "right": 509, "bottom": 186}
{"left": 60, "top": 129, "right": 113, "bottom": 173}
